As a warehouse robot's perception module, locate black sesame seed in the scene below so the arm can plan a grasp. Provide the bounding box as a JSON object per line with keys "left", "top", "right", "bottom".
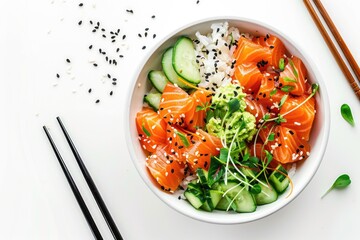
{"left": 153, "top": 34, "right": 156, "bottom": 39}
{"left": 145, "top": 28, "right": 149, "bottom": 31}
{"left": 112, "top": 78, "right": 117, "bottom": 81}
{"left": 89, "top": 20, "right": 93, "bottom": 24}
{"left": 116, "top": 48, "right": 120, "bottom": 52}
{"left": 92, "top": 29, "right": 96, "bottom": 33}
{"left": 88, "top": 88, "right": 92, "bottom": 93}
{"left": 151, "top": 15, "right": 156, "bottom": 19}
{"left": 93, "top": 63, "right": 98, "bottom": 67}
{"left": 95, "top": 99, "right": 100, "bottom": 103}
{"left": 112, "top": 82, "right": 117, "bottom": 85}
{"left": 196, "top": 0, "right": 200, "bottom": 4}
{"left": 126, "top": 9, "right": 134, "bottom": 14}
{"left": 144, "top": 32, "right": 148, "bottom": 37}
{"left": 138, "top": 33, "right": 142, "bottom": 37}
{"left": 122, "top": 35, "right": 126, "bottom": 40}
{"left": 66, "top": 58, "right": 71, "bottom": 63}
{"left": 110, "top": 91, "right": 113, "bottom": 96}
{"left": 171, "top": 169, "right": 174, "bottom": 173}
{"left": 56, "top": 73, "right": 60, "bottom": 78}
{"left": 78, "top": 20, "right": 82, "bottom": 25}
{"left": 79, "top": 3, "right": 83, "bottom": 7}
{"left": 89, "top": 45, "right": 93, "bottom": 49}
{"left": 142, "top": 46, "right": 146, "bottom": 50}
{"left": 119, "top": 55, "right": 124, "bottom": 58}
{"left": 102, "top": 34, "right": 106, "bottom": 38}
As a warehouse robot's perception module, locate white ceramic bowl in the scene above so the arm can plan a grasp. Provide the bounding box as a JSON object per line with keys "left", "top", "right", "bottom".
{"left": 125, "top": 17, "right": 330, "bottom": 224}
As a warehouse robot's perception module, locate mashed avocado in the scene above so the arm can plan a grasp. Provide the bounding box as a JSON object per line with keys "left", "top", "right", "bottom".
{"left": 206, "top": 84, "right": 256, "bottom": 147}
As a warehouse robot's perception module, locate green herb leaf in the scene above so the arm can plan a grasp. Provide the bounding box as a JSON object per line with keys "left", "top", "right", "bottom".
{"left": 270, "top": 88, "right": 277, "bottom": 97}
{"left": 275, "top": 114, "right": 287, "bottom": 124}
{"left": 283, "top": 77, "right": 297, "bottom": 83}
{"left": 250, "top": 184, "right": 262, "bottom": 194}
{"left": 281, "top": 85, "right": 295, "bottom": 93}
{"left": 321, "top": 174, "right": 351, "bottom": 199}
{"left": 265, "top": 150, "right": 273, "bottom": 165}
{"left": 279, "top": 58, "right": 285, "bottom": 71}
{"left": 340, "top": 104, "right": 355, "bottom": 126}
{"left": 279, "top": 95, "right": 288, "bottom": 108}
{"left": 242, "top": 156, "right": 259, "bottom": 168}
{"left": 142, "top": 125, "right": 151, "bottom": 137}
{"left": 311, "top": 83, "right": 319, "bottom": 95}
{"left": 242, "top": 153, "right": 250, "bottom": 162}
{"left": 263, "top": 113, "right": 270, "bottom": 121}
{"left": 224, "top": 195, "right": 237, "bottom": 211}
{"left": 268, "top": 132, "right": 275, "bottom": 141}
{"left": 228, "top": 98, "right": 240, "bottom": 115}
{"left": 218, "top": 148, "right": 229, "bottom": 164}
{"left": 175, "top": 131, "right": 190, "bottom": 147}
{"left": 208, "top": 156, "right": 225, "bottom": 187}
{"left": 288, "top": 58, "right": 298, "bottom": 78}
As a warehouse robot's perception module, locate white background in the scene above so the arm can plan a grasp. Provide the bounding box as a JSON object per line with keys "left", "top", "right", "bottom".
{"left": 1, "top": 0, "right": 359, "bottom": 239}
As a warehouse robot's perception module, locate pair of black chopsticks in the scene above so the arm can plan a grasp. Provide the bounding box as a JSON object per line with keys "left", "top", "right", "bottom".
{"left": 43, "top": 117, "right": 123, "bottom": 240}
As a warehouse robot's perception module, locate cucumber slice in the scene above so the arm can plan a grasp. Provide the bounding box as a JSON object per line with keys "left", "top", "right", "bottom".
{"left": 143, "top": 92, "right": 161, "bottom": 111}
{"left": 161, "top": 47, "right": 189, "bottom": 89}
{"left": 184, "top": 190, "right": 204, "bottom": 209}
{"left": 173, "top": 36, "right": 201, "bottom": 84}
{"left": 219, "top": 182, "right": 256, "bottom": 213}
{"left": 254, "top": 184, "right": 278, "bottom": 205}
{"left": 201, "top": 189, "right": 223, "bottom": 212}
{"left": 269, "top": 165, "right": 290, "bottom": 193}
{"left": 148, "top": 70, "right": 169, "bottom": 93}
{"left": 196, "top": 168, "right": 208, "bottom": 185}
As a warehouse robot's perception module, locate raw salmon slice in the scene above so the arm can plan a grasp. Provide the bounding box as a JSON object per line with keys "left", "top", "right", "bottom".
{"left": 146, "top": 144, "right": 185, "bottom": 192}
{"left": 158, "top": 83, "right": 194, "bottom": 126}
{"left": 253, "top": 34, "right": 286, "bottom": 68}
{"left": 165, "top": 124, "right": 192, "bottom": 163}
{"left": 259, "top": 123, "right": 310, "bottom": 164}
{"left": 234, "top": 37, "right": 272, "bottom": 67}
{"left": 233, "top": 62, "right": 263, "bottom": 94}
{"left": 255, "top": 74, "right": 286, "bottom": 112}
{"left": 185, "top": 89, "right": 212, "bottom": 132}
{"left": 136, "top": 107, "right": 167, "bottom": 152}
{"left": 244, "top": 96, "right": 268, "bottom": 124}
{"left": 280, "top": 95, "right": 315, "bottom": 141}
{"left": 279, "top": 56, "right": 307, "bottom": 96}
{"left": 185, "top": 129, "right": 222, "bottom": 173}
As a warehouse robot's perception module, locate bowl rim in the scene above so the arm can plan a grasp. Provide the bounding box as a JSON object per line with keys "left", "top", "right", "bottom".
{"left": 125, "top": 16, "right": 331, "bottom": 224}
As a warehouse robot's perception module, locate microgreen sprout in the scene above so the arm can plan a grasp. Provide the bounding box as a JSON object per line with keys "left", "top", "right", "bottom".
{"left": 340, "top": 104, "right": 355, "bottom": 126}
{"left": 321, "top": 174, "right": 351, "bottom": 199}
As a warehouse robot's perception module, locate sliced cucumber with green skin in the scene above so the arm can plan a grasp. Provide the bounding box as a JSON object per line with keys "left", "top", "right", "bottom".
{"left": 184, "top": 190, "right": 204, "bottom": 209}
{"left": 173, "top": 36, "right": 201, "bottom": 84}
{"left": 196, "top": 168, "right": 208, "bottom": 185}
{"left": 201, "top": 189, "right": 223, "bottom": 212}
{"left": 215, "top": 196, "right": 231, "bottom": 211}
{"left": 269, "top": 165, "right": 290, "bottom": 193}
{"left": 219, "top": 182, "right": 256, "bottom": 213}
{"left": 161, "top": 47, "right": 189, "bottom": 89}
{"left": 148, "top": 70, "right": 169, "bottom": 93}
{"left": 143, "top": 92, "right": 161, "bottom": 111}
{"left": 254, "top": 184, "right": 278, "bottom": 205}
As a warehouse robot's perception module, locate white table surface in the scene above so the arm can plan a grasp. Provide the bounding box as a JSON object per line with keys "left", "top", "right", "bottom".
{"left": 1, "top": 0, "right": 359, "bottom": 239}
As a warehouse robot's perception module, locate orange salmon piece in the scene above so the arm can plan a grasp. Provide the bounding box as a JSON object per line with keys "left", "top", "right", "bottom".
{"left": 136, "top": 107, "right": 167, "bottom": 152}
{"left": 185, "top": 129, "right": 222, "bottom": 173}
{"left": 253, "top": 34, "right": 286, "bottom": 68}
{"left": 233, "top": 62, "right": 263, "bottom": 94}
{"left": 146, "top": 144, "right": 185, "bottom": 192}
{"left": 158, "top": 83, "right": 194, "bottom": 126}
{"left": 280, "top": 95, "right": 315, "bottom": 141}
{"left": 185, "top": 89, "right": 212, "bottom": 132}
{"left": 234, "top": 37, "right": 272, "bottom": 67}
{"left": 279, "top": 56, "right": 307, "bottom": 96}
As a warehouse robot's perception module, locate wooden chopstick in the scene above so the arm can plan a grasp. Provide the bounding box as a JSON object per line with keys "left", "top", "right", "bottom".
{"left": 43, "top": 126, "right": 103, "bottom": 240}
{"left": 56, "top": 117, "right": 123, "bottom": 240}
{"left": 313, "top": 0, "right": 360, "bottom": 82}
{"left": 303, "top": 0, "right": 360, "bottom": 100}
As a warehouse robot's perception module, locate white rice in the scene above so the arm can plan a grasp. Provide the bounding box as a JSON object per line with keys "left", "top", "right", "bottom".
{"left": 194, "top": 22, "right": 249, "bottom": 90}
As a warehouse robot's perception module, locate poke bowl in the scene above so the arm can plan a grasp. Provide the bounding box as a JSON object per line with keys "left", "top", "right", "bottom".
{"left": 125, "top": 17, "right": 330, "bottom": 224}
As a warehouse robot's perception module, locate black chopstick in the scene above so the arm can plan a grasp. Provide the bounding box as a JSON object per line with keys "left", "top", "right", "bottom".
{"left": 43, "top": 126, "right": 103, "bottom": 240}
{"left": 56, "top": 117, "right": 123, "bottom": 240}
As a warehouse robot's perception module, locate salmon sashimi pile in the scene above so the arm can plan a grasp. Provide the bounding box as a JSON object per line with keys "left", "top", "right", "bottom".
{"left": 136, "top": 22, "right": 319, "bottom": 213}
